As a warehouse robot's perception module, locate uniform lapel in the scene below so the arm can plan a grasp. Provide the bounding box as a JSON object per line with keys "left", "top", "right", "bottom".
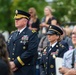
{"left": 48, "top": 42, "right": 59, "bottom": 55}
{"left": 14, "top": 27, "right": 28, "bottom": 41}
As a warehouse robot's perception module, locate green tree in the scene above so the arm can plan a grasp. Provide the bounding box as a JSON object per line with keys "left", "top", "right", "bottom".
{"left": 0, "top": 0, "right": 48, "bottom": 32}
{"left": 51, "top": 0, "right": 76, "bottom": 25}
{"left": 0, "top": 0, "right": 13, "bottom": 32}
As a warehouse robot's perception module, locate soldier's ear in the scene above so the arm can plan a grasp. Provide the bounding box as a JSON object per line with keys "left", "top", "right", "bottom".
{"left": 56, "top": 35, "right": 60, "bottom": 39}
{"left": 24, "top": 18, "right": 28, "bottom": 22}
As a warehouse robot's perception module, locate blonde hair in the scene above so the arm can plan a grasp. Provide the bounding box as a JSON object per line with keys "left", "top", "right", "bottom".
{"left": 44, "top": 6, "right": 53, "bottom": 13}
{"left": 29, "top": 7, "right": 37, "bottom": 19}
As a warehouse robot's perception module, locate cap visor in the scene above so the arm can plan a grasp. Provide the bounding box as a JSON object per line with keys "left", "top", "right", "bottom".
{"left": 46, "top": 30, "right": 56, "bottom": 35}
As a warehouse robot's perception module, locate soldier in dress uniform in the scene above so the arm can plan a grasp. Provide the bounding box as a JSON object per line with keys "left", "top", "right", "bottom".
{"left": 40, "top": 25, "right": 67, "bottom": 75}
{"left": 7, "top": 10, "right": 39, "bottom": 75}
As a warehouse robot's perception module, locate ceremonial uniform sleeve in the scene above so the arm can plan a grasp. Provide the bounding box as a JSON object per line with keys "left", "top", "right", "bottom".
{"left": 14, "top": 33, "right": 38, "bottom": 68}
{"left": 59, "top": 47, "right": 68, "bottom": 58}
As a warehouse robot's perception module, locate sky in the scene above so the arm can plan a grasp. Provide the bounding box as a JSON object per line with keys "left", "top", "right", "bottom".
{"left": 45, "top": 0, "right": 53, "bottom": 2}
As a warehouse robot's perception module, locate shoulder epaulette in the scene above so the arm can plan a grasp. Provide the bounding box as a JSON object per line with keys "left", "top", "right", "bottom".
{"left": 10, "top": 31, "right": 15, "bottom": 34}
{"left": 32, "top": 30, "right": 36, "bottom": 33}
{"left": 59, "top": 43, "right": 64, "bottom": 48}
{"left": 10, "top": 30, "right": 17, "bottom": 34}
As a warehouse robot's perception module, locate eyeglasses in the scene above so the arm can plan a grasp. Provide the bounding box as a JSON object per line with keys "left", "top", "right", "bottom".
{"left": 71, "top": 32, "right": 76, "bottom": 35}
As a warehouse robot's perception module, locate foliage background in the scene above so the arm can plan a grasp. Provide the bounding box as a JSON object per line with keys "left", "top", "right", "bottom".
{"left": 0, "top": 0, "right": 76, "bottom": 32}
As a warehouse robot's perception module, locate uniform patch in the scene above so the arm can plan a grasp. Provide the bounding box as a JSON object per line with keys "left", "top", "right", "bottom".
{"left": 21, "top": 35, "right": 28, "bottom": 41}
{"left": 21, "top": 35, "right": 28, "bottom": 44}
{"left": 59, "top": 43, "right": 64, "bottom": 48}
{"left": 32, "top": 30, "right": 36, "bottom": 33}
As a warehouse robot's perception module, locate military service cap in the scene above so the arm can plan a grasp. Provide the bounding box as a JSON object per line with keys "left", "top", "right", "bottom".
{"left": 46, "top": 25, "right": 63, "bottom": 35}
{"left": 14, "top": 10, "right": 30, "bottom": 20}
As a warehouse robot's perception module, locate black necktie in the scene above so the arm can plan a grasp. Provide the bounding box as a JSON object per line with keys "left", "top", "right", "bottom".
{"left": 15, "top": 31, "right": 20, "bottom": 39}
{"left": 16, "top": 31, "right": 20, "bottom": 37}
{"left": 13, "top": 31, "right": 20, "bottom": 41}
{"left": 48, "top": 46, "right": 52, "bottom": 52}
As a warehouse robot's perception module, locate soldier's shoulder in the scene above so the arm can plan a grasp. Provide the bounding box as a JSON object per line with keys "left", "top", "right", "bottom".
{"left": 27, "top": 29, "right": 37, "bottom": 35}
{"left": 59, "top": 43, "right": 65, "bottom": 48}
{"left": 10, "top": 30, "right": 17, "bottom": 35}
{"left": 32, "top": 30, "right": 37, "bottom": 33}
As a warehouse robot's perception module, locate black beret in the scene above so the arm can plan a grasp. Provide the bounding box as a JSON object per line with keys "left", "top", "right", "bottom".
{"left": 14, "top": 10, "right": 30, "bottom": 20}
{"left": 46, "top": 25, "right": 63, "bottom": 35}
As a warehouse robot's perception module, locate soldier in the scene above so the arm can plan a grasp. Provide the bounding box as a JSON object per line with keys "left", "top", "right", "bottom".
{"left": 7, "top": 10, "right": 39, "bottom": 75}
{"left": 40, "top": 25, "right": 67, "bottom": 75}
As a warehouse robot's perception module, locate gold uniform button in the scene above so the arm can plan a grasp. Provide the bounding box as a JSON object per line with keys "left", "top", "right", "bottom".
{"left": 28, "top": 64, "right": 30, "bottom": 65}
{"left": 46, "top": 57, "right": 48, "bottom": 59}
{"left": 13, "top": 48, "right": 15, "bottom": 50}
{"left": 44, "top": 64, "right": 45, "bottom": 67}
{"left": 12, "top": 53, "right": 14, "bottom": 55}
{"left": 46, "top": 67, "right": 47, "bottom": 69}
{"left": 46, "top": 62, "right": 47, "bottom": 64}
{"left": 46, "top": 72, "right": 47, "bottom": 74}
{"left": 23, "top": 46, "right": 26, "bottom": 49}
{"left": 12, "top": 58, "right": 14, "bottom": 60}
{"left": 62, "top": 45, "right": 64, "bottom": 48}
{"left": 50, "top": 65, "right": 54, "bottom": 68}
{"left": 8, "top": 57, "right": 10, "bottom": 60}
{"left": 56, "top": 45, "right": 58, "bottom": 47}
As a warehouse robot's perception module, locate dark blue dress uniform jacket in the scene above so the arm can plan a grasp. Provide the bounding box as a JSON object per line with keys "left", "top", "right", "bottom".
{"left": 40, "top": 42, "right": 67, "bottom": 75}
{"left": 7, "top": 27, "right": 39, "bottom": 75}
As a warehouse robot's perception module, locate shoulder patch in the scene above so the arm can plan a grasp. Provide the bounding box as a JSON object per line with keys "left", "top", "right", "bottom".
{"left": 59, "top": 43, "right": 64, "bottom": 48}
{"left": 32, "top": 30, "right": 36, "bottom": 33}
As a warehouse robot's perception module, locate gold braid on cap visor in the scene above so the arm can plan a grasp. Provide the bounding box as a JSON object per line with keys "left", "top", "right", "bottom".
{"left": 49, "top": 29, "right": 61, "bottom": 35}
{"left": 14, "top": 14, "right": 29, "bottom": 19}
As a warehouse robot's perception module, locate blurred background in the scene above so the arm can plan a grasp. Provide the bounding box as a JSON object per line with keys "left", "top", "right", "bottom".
{"left": 0, "top": 0, "right": 76, "bottom": 33}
